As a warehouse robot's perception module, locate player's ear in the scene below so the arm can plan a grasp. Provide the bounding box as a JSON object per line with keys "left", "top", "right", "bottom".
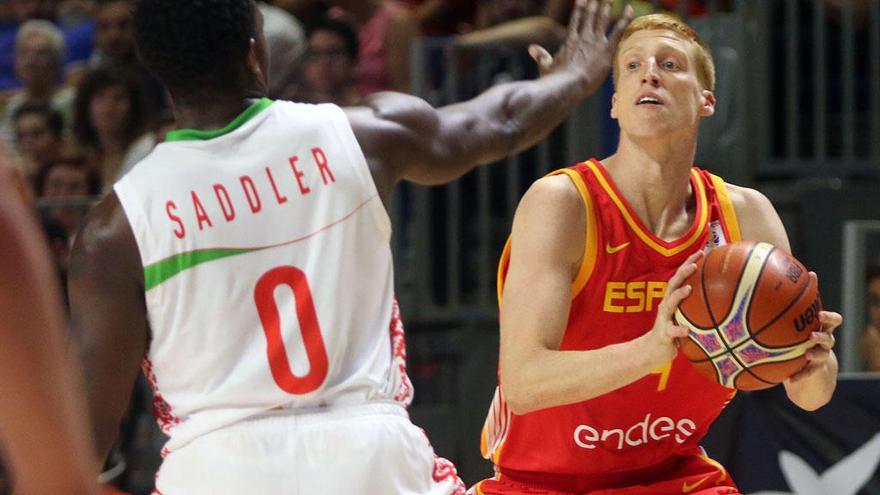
{"left": 246, "top": 38, "right": 268, "bottom": 94}
{"left": 699, "top": 89, "right": 716, "bottom": 117}
{"left": 610, "top": 92, "right": 619, "bottom": 119}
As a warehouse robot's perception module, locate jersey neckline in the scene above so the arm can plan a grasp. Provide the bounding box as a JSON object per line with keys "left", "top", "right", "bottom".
{"left": 585, "top": 158, "right": 708, "bottom": 256}
{"left": 165, "top": 98, "right": 274, "bottom": 142}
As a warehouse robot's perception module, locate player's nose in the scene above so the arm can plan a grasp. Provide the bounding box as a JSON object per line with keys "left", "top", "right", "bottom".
{"left": 641, "top": 59, "right": 661, "bottom": 86}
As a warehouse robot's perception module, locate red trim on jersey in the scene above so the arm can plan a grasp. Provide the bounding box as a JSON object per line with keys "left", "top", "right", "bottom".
{"left": 142, "top": 357, "right": 181, "bottom": 435}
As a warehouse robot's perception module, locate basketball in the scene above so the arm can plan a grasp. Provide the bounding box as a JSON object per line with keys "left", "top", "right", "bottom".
{"left": 674, "top": 241, "right": 822, "bottom": 390}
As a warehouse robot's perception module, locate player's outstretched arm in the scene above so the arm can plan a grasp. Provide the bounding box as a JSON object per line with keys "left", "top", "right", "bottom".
{"left": 0, "top": 177, "right": 96, "bottom": 495}
{"left": 499, "top": 175, "right": 698, "bottom": 414}
{"left": 728, "top": 184, "right": 839, "bottom": 410}
{"left": 68, "top": 193, "right": 149, "bottom": 470}
{"left": 346, "top": 0, "right": 633, "bottom": 198}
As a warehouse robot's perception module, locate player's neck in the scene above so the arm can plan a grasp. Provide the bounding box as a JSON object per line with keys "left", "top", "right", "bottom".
{"left": 601, "top": 133, "right": 698, "bottom": 239}
{"left": 171, "top": 95, "right": 258, "bottom": 133}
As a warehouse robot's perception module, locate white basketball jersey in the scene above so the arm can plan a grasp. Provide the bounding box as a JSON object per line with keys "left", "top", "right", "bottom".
{"left": 114, "top": 99, "right": 412, "bottom": 453}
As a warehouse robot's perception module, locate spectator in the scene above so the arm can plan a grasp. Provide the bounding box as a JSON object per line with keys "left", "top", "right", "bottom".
{"left": 862, "top": 263, "right": 880, "bottom": 372}
{"left": 92, "top": 0, "right": 137, "bottom": 67}
{"left": 328, "top": 0, "right": 418, "bottom": 95}
{"left": 75, "top": 0, "right": 169, "bottom": 112}
{"left": 299, "top": 16, "right": 360, "bottom": 106}
{"left": 0, "top": 0, "right": 95, "bottom": 92}
{"left": 73, "top": 67, "right": 153, "bottom": 192}
{"left": 12, "top": 101, "right": 65, "bottom": 184}
{"left": 257, "top": 1, "right": 307, "bottom": 98}
{"left": 34, "top": 152, "right": 98, "bottom": 239}
{"left": 1, "top": 20, "right": 75, "bottom": 135}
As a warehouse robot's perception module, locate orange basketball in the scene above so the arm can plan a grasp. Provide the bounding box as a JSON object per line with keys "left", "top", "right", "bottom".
{"left": 674, "top": 241, "right": 822, "bottom": 390}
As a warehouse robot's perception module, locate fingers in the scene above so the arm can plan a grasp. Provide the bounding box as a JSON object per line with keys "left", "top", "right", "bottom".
{"left": 818, "top": 311, "right": 842, "bottom": 334}
{"left": 594, "top": 0, "right": 613, "bottom": 36}
{"left": 608, "top": 4, "right": 635, "bottom": 50}
{"left": 582, "top": 0, "right": 600, "bottom": 37}
{"left": 568, "top": 0, "right": 587, "bottom": 39}
{"left": 809, "top": 329, "right": 836, "bottom": 351}
{"left": 528, "top": 44, "right": 553, "bottom": 71}
{"left": 666, "top": 250, "right": 703, "bottom": 292}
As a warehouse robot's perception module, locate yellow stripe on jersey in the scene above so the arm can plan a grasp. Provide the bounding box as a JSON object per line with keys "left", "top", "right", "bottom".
{"left": 550, "top": 168, "right": 599, "bottom": 298}
{"left": 585, "top": 160, "right": 709, "bottom": 257}
{"left": 496, "top": 167, "right": 599, "bottom": 304}
{"left": 496, "top": 237, "right": 512, "bottom": 306}
{"left": 709, "top": 173, "right": 742, "bottom": 242}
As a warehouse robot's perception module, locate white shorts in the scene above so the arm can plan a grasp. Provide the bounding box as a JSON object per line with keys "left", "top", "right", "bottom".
{"left": 153, "top": 402, "right": 466, "bottom": 495}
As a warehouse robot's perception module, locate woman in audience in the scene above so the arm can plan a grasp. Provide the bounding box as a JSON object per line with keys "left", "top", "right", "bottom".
{"left": 72, "top": 67, "right": 154, "bottom": 192}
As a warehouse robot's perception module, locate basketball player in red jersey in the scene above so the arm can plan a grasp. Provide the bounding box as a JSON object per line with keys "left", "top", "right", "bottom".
{"left": 473, "top": 13, "right": 842, "bottom": 495}
{"left": 0, "top": 156, "right": 96, "bottom": 494}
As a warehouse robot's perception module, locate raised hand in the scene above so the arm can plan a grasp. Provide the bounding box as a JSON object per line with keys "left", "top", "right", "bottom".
{"left": 529, "top": 0, "right": 635, "bottom": 95}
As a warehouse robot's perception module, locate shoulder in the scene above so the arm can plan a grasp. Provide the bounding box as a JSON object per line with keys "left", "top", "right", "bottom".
{"left": 723, "top": 183, "right": 777, "bottom": 223}
{"left": 722, "top": 182, "right": 790, "bottom": 250}
{"left": 69, "top": 192, "right": 142, "bottom": 288}
{"left": 511, "top": 173, "right": 586, "bottom": 264}
{"left": 519, "top": 173, "right": 584, "bottom": 215}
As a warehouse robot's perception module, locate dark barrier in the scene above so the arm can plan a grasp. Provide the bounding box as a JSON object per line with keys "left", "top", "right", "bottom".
{"left": 702, "top": 374, "right": 880, "bottom": 494}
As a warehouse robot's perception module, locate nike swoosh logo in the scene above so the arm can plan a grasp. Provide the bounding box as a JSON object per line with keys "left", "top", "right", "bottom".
{"left": 682, "top": 475, "right": 710, "bottom": 494}
{"left": 605, "top": 242, "right": 631, "bottom": 254}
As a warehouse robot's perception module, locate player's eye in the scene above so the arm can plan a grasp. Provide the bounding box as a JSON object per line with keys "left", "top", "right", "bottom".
{"left": 663, "top": 60, "right": 679, "bottom": 70}
{"left": 626, "top": 61, "right": 639, "bottom": 71}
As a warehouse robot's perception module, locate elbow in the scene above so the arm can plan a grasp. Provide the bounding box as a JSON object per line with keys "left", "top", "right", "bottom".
{"left": 500, "top": 372, "right": 544, "bottom": 415}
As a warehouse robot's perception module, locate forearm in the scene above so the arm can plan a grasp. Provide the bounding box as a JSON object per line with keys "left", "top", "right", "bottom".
{"left": 785, "top": 352, "right": 838, "bottom": 411}
{"left": 503, "top": 334, "right": 658, "bottom": 414}
{"left": 447, "top": 70, "right": 592, "bottom": 169}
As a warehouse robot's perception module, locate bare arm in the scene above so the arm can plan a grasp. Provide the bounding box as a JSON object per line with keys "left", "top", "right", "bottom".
{"left": 0, "top": 177, "right": 95, "bottom": 495}
{"left": 347, "top": 0, "right": 633, "bottom": 198}
{"left": 728, "top": 184, "right": 839, "bottom": 410}
{"left": 499, "top": 175, "right": 700, "bottom": 414}
{"left": 68, "top": 193, "right": 148, "bottom": 470}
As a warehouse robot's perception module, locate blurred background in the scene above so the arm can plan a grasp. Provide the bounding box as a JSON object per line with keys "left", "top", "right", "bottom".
{"left": 0, "top": 0, "right": 878, "bottom": 493}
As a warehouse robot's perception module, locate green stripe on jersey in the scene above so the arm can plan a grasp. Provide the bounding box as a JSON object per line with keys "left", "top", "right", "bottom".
{"left": 165, "top": 98, "right": 274, "bottom": 142}
{"left": 144, "top": 247, "right": 258, "bottom": 291}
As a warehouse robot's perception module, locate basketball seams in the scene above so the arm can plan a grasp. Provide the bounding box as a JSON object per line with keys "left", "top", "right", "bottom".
{"left": 712, "top": 243, "right": 774, "bottom": 386}
{"left": 747, "top": 266, "right": 813, "bottom": 341}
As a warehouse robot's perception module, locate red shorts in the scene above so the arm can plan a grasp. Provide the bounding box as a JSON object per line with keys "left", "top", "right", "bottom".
{"left": 469, "top": 453, "right": 739, "bottom": 495}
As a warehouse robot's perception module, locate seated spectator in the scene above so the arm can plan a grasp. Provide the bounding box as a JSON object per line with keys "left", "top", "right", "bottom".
{"left": 12, "top": 101, "right": 65, "bottom": 185}
{"left": 328, "top": 0, "right": 418, "bottom": 95}
{"left": 1, "top": 20, "right": 76, "bottom": 135}
{"left": 299, "top": 16, "right": 360, "bottom": 106}
{"left": 0, "top": 0, "right": 95, "bottom": 92}
{"left": 33, "top": 152, "right": 100, "bottom": 238}
{"left": 71, "top": 0, "right": 169, "bottom": 112}
{"left": 73, "top": 67, "right": 155, "bottom": 191}
{"left": 862, "top": 263, "right": 880, "bottom": 372}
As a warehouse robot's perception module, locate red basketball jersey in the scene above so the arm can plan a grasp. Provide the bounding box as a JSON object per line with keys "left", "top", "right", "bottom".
{"left": 480, "top": 159, "right": 743, "bottom": 492}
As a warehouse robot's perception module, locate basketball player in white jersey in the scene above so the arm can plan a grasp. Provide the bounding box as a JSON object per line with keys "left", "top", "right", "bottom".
{"left": 67, "top": 0, "right": 632, "bottom": 493}
{"left": 0, "top": 165, "right": 95, "bottom": 494}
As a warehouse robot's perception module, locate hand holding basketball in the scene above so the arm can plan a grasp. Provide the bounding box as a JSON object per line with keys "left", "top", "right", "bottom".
{"left": 639, "top": 250, "right": 704, "bottom": 371}
{"left": 529, "top": 0, "right": 634, "bottom": 94}
{"left": 787, "top": 274, "right": 841, "bottom": 384}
